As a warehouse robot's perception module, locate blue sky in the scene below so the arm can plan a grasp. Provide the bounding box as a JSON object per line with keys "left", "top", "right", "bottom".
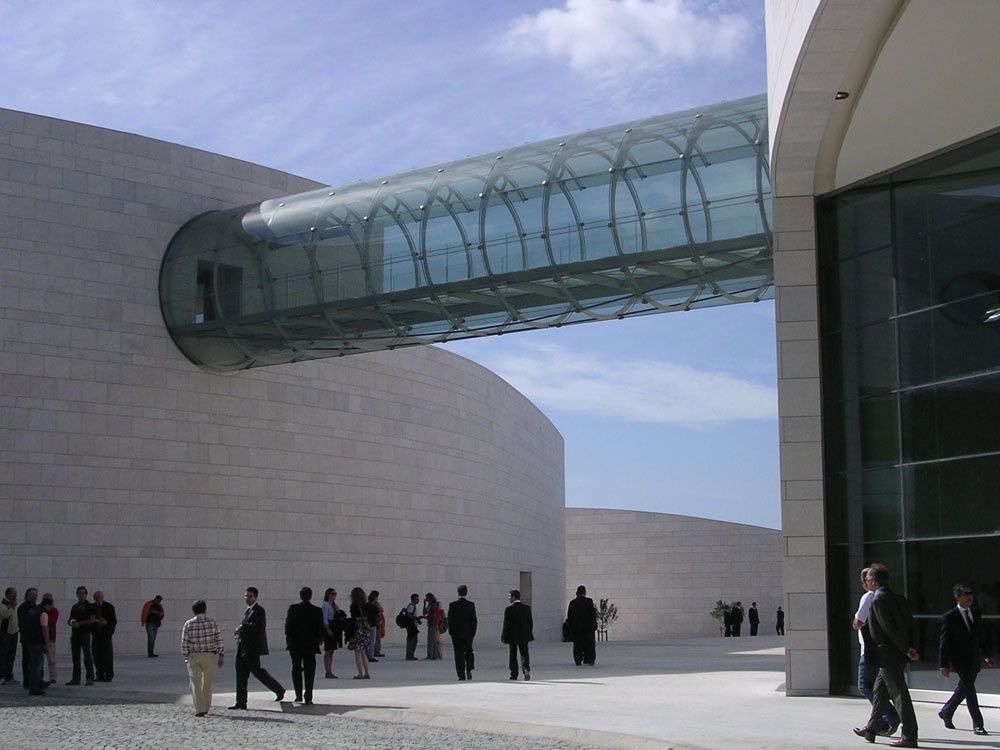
{"left": 1, "top": 0, "right": 778, "bottom": 528}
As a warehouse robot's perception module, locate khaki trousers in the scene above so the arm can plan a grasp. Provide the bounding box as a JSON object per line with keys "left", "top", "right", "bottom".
{"left": 44, "top": 642, "right": 57, "bottom": 681}
{"left": 186, "top": 652, "right": 217, "bottom": 714}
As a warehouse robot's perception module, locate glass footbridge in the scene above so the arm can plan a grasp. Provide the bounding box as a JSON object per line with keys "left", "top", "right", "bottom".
{"left": 160, "top": 95, "right": 771, "bottom": 372}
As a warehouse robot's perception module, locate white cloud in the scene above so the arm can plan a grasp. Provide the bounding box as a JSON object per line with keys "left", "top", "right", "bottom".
{"left": 500, "top": 0, "right": 752, "bottom": 79}
{"left": 486, "top": 341, "right": 776, "bottom": 428}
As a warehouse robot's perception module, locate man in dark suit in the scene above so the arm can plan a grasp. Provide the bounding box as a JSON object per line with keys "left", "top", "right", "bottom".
{"left": 91, "top": 591, "right": 117, "bottom": 682}
{"left": 748, "top": 602, "right": 760, "bottom": 636}
{"left": 447, "top": 584, "right": 478, "bottom": 681}
{"left": 731, "top": 601, "right": 744, "bottom": 636}
{"left": 229, "top": 587, "right": 285, "bottom": 710}
{"left": 938, "top": 582, "right": 994, "bottom": 735}
{"left": 285, "top": 586, "right": 324, "bottom": 705}
{"left": 566, "top": 585, "right": 597, "bottom": 666}
{"left": 853, "top": 563, "right": 919, "bottom": 749}
{"left": 501, "top": 589, "right": 533, "bottom": 681}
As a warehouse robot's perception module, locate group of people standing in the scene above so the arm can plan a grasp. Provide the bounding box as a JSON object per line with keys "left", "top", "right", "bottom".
{"left": 851, "top": 562, "right": 995, "bottom": 749}
{"left": 723, "top": 601, "right": 782, "bottom": 637}
{"left": 0, "top": 586, "right": 117, "bottom": 694}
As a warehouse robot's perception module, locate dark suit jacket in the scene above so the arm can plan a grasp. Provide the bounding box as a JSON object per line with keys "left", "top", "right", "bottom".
{"left": 237, "top": 603, "right": 269, "bottom": 656}
{"left": 501, "top": 601, "right": 533, "bottom": 644}
{"left": 94, "top": 601, "right": 117, "bottom": 636}
{"left": 447, "top": 597, "right": 478, "bottom": 641}
{"left": 939, "top": 606, "right": 988, "bottom": 673}
{"left": 566, "top": 596, "right": 597, "bottom": 634}
{"left": 748, "top": 606, "right": 760, "bottom": 625}
{"left": 867, "top": 586, "right": 916, "bottom": 667}
{"left": 285, "top": 600, "right": 324, "bottom": 655}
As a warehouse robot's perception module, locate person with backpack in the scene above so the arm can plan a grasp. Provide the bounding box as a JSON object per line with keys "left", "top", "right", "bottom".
{"left": 399, "top": 594, "right": 420, "bottom": 660}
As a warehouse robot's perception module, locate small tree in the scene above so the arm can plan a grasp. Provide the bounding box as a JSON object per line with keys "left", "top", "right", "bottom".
{"left": 596, "top": 598, "right": 618, "bottom": 640}
{"left": 710, "top": 600, "right": 731, "bottom": 636}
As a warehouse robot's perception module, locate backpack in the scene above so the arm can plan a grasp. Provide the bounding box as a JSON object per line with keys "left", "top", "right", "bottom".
{"left": 395, "top": 608, "right": 409, "bottom": 629}
{"left": 438, "top": 615, "right": 449, "bottom": 635}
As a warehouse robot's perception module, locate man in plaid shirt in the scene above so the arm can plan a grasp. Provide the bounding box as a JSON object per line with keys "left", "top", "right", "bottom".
{"left": 181, "top": 600, "right": 224, "bottom": 717}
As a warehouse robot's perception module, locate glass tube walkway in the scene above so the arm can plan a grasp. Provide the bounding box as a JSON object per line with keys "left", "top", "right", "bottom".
{"left": 160, "top": 94, "right": 771, "bottom": 372}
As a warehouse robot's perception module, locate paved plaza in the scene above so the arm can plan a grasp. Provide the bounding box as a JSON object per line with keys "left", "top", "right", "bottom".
{"left": 2, "top": 637, "right": 997, "bottom": 749}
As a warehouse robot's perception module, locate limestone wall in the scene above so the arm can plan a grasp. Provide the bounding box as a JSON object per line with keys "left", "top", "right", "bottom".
{"left": 0, "top": 109, "right": 566, "bottom": 655}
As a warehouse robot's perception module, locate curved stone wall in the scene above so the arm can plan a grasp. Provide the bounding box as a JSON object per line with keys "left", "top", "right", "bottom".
{"left": 565, "top": 508, "right": 782, "bottom": 639}
{"left": 0, "top": 108, "right": 566, "bottom": 654}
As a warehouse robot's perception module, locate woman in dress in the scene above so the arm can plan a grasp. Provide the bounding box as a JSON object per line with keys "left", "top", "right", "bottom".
{"left": 321, "top": 587, "right": 342, "bottom": 679}
{"left": 423, "top": 592, "right": 443, "bottom": 660}
{"left": 348, "top": 587, "right": 371, "bottom": 679}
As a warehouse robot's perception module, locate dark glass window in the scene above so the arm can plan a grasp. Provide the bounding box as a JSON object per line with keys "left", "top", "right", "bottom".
{"left": 818, "top": 130, "right": 1000, "bottom": 695}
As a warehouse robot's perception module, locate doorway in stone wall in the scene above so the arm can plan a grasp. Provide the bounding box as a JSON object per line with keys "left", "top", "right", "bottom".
{"left": 519, "top": 571, "right": 532, "bottom": 605}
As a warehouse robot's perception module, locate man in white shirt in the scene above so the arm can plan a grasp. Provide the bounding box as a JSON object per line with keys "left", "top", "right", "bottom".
{"left": 853, "top": 566, "right": 900, "bottom": 736}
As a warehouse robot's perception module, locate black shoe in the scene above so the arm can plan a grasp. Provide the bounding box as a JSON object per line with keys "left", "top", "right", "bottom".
{"left": 509, "top": 675, "right": 517, "bottom": 680}
{"left": 368, "top": 658, "right": 378, "bottom": 662}
{"left": 28, "top": 691, "right": 45, "bottom": 696}
{"left": 294, "top": 696, "right": 303, "bottom": 703}
{"left": 65, "top": 680, "right": 80, "bottom": 685}
{"left": 274, "top": 689, "right": 285, "bottom": 702}
{"left": 405, "top": 656, "right": 418, "bottom": 661}
{"left": 523, "top": 671, "right": 530, "bottom": 681}
{"left": 227, "top": 704, "right": 247, "bottom": 710}
{"left": 466, "top": 671, "right": 472, "bottom": 680}
{"left": 938, "top": 711, "right": 955, "bottom": 730}
{"left": 304, "top": 699, "right": 313, "bottom": 706}
{"left": 195, "top": 712, "right": 207, "bottom": 717}
{"left": 458, "top": 676, "right": 466, "bottom": 681}
{"left": 887, "top": 740, "right": 917, "bottom": 749}
{"left": 853, "top": 726, "right": 876, "bottom": 743}
{"left": 148, "top": 654, "right": 158, "bottom": 658}
{"left": 974, "top": 727, "right": 989, "bottom": 736}
{"left": 879, "top": 721, "right": 899, "bottom": 737}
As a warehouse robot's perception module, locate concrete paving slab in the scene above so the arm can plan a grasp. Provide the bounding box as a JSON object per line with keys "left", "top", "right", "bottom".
{"left": 3, "top": 636, "right": 997, "bottom": 749}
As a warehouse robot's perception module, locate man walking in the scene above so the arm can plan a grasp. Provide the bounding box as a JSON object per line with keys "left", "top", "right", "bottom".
{"left": 748, "top": 602, "right": 760, "bottom": 636}
{"left": 447, "top": 584, "right": 478, "bottom": 680}
{"left": 140, "top": 595, "right": 164, "bottom": 657}
{"left": 776, "top": 606, "right": 784, "bottom": 635}
{"left": 181, "top": 599, "right": 224, "bottom": 717}
{"left": 66, "top": 586, "right": 96, "bottom": 686}
{"left": 92, "top": 591, "right": 117, "bottom": 682}
{"left": 566, "top": 585, "right": 597, "bottom": 666}
{"left": 853, "top": 563, "right": 919, "bottom": 748}
{"left": 404, "top": 593, "right": 420, "bottom": 661}
{"left": 229, "top": 587, "right": 284, "bottom": 709}
{"left": 501, "top": 589, "right": 533, "bottom": 681}
{"left": 285, "top": 586, "right": 324, "bottom": 705}
{"left": 938, "top": 582, "right": 994, "bottom": 735}
{"left": 853, "top": 567, "right": 900, "bottom": 736}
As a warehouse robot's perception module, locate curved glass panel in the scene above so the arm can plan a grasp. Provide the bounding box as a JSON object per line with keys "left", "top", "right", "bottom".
{"left": 160, "top": 95, "right": 772, "bottom": 372}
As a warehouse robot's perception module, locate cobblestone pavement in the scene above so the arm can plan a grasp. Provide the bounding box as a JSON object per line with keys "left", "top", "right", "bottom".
{"left": 0, "top": 688, "right": 606, "bottom": 750}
